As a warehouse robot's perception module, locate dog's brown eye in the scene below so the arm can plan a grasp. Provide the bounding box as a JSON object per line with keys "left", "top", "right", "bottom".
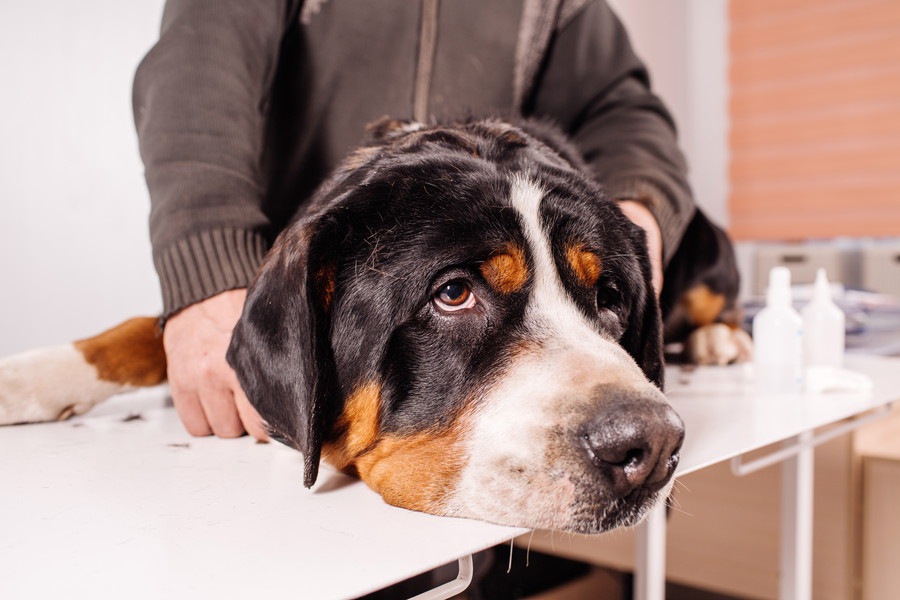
{"left": 434, "top": 282, "right": 476, "bottom": 312}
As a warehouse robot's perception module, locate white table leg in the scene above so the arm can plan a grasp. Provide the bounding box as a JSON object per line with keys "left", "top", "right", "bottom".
{"left": 780, "top": 431, "right": 814, "bottom": 600}
{"left": 635, "top": 501, "right": 667, "bottom": 600}
{"left": 408, "top": 554, "right": 474, "bottom": 600}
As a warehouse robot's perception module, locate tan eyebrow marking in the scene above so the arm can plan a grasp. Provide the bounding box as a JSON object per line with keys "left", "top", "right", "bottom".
{"left": 565, "top": 244, "right": 603, "bottom": 288}
{"left": 480, "top": 244, "right": 529, "bottom": 294}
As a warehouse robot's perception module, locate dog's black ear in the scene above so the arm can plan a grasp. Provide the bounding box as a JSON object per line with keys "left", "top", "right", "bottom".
{"left": 621, "top": 257, "right": 665, "bottom": 390}
{"left": 226, "top": 221, "right": 337, "bottom": 487}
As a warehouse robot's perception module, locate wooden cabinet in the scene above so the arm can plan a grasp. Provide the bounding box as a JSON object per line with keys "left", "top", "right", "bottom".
{"left": 856, "top": 403, "right": 900, "bottom": 600}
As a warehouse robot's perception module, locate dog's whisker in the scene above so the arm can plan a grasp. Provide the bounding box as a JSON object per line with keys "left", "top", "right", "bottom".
{"left": 673, "top": 478, "right": 691, "bottom": 493}
{"left": 366, "top": 265, "right": 398, "bottom": 279}
{"left": 667, "top": 494, "right": 684, "bottom": 510}
{"left": 525, "top": 530, "right": 535, "bottom": 567}
{"left": 665, "top": 502, "right": 694, "bottom": 518}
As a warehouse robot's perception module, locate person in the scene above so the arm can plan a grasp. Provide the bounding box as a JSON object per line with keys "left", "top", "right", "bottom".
{"left": 133, "top": 0, "right": 694, "bottom": 440}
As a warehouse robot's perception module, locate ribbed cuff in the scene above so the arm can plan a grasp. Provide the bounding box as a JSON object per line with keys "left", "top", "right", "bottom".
{"left": 607, "top": 178, "right": 692, "bottom": 266}
{"left": 154, "top": 228, "right": 268, "bottom": 320}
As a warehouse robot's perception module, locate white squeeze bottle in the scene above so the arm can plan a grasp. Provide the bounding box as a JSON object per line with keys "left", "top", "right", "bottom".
{"left": 802, "top": 268, "right": 845, "bottom": 369}
{"left": 753, "top": 266, "right": 804, "bottom": 393}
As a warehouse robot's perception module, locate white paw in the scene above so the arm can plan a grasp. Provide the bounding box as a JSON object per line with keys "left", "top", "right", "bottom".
{"left": 684, "top": 323, "right": 753, "bottom": 366}
{"left": 0, "top": 344, "right": 126, "bottom": 425}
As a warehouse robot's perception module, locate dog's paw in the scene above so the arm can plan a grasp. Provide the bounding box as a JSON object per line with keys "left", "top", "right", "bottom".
{"left": 684, "top": 323, "right": 753, "bottom": 366}
{"left": 0, "top": 344, "right": 126, "bottom": 425}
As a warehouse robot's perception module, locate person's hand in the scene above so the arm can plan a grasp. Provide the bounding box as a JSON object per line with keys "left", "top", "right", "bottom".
{"left": 617, "top": 200, "right": 663, "bottom": 296}
{"left": 162, "top": 288, "right": 268, "bottom": 441}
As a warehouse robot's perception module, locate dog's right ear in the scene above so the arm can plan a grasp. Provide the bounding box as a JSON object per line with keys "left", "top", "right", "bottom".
{"left": 226, "top": 221, "right": 337, "bottom": 488}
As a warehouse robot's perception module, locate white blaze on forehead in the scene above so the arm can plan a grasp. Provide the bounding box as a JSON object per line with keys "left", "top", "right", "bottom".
{"left": 509, "top": 174, "right": 607, "bottom": 341}
{"left": 505, "top": 173, "right": 652, "bottom": 388}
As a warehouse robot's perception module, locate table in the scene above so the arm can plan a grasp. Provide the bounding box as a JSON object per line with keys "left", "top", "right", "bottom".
{"left": 0, "top": 388, "right": 525, "bottom": 600}
{"left": 2, "top": 355, "right": 896, "bottom": 599}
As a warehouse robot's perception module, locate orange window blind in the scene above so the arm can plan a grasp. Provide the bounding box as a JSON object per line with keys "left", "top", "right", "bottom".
{"left": 729, "top": 0, "right": 900, "bottom": 240}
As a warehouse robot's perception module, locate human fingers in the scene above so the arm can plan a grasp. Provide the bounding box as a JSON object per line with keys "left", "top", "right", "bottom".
{"left": 197, "top": 376, "right": 246, "bottom": 438}
{"left": 170, "top": 388, "right": 213, "bottom": 437}
{"left": 234, "top": 384, "right": 268, "bottom": 442}
{"left": 162, "top": 289, "right": 249, "bottom": 438}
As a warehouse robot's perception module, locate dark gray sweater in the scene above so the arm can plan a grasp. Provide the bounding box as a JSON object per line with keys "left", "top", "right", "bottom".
{"left": 134, "top": 0, "right": 694, "bottom": 317}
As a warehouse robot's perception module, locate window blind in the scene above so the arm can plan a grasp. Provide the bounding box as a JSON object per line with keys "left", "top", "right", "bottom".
{"left": 729, "top": 0, "right": 900, "bottom": 240}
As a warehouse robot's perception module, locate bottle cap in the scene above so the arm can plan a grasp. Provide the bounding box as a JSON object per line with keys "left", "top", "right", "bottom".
{"left": 812, "top": 268, "right": 834, "bottom": 305}
{"left": 766, "top": 266, "right": 792, "bottom": 307}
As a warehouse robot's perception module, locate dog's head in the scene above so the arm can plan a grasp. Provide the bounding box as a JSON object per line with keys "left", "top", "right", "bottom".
{"left": 227, "top": 119, "right": 683, "bottom": 534}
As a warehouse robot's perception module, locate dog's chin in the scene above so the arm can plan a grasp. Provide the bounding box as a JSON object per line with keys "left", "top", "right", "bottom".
{"left": 442, "top": 478, "right": 676, "bottom": 535}
{"left": 565, "top": 486, "right": 671, "bottom": 535}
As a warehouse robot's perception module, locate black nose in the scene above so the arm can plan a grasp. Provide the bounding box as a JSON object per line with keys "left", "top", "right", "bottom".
{"left": 580, "top": 389, "right": 684, "bottom": 497}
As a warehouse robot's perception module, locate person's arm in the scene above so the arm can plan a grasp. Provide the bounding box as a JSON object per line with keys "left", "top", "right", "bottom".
{"left": 135, "top": 0, "right": 298, "bottom": 315}
{"left": 530, "top": 0, "right": 695, "bottom": 281}
{"left": 133, "top": 0, "right": 299, "bottom": 439}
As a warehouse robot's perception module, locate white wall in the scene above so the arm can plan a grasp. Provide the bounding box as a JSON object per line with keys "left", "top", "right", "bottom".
{"left": 0, "top": 1, "right": 166, "bottom": 355}
{"left": 608, "top": 0, "right": 731, "bottom": 228}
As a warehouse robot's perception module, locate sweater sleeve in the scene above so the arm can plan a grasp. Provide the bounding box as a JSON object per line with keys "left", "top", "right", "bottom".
{"left": 529, "top": 0, "right": 695, "bottom": 265}
{"left": 133, "top": 0, "right": 298, "bottom": 317}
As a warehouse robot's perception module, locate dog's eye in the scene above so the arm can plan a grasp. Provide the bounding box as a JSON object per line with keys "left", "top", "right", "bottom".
{"left": 434, "top": 281, "right": 476, "bottom": 312}
{"left": 596, "top": 283, "right": 621, "bottom": 313}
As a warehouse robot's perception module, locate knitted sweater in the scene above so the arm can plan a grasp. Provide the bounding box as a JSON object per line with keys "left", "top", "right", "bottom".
{"left": 133, "top": 0, "right": 694, "bottom": 317}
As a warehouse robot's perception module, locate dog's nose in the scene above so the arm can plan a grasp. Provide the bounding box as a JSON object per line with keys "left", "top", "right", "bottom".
{"left": 580, "top": 389, "right": 684, "bottom": 497}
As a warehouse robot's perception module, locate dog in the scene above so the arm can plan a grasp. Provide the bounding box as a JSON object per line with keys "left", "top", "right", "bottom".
{"left": 0, "top": 118, "right": 750, "bottom": 534}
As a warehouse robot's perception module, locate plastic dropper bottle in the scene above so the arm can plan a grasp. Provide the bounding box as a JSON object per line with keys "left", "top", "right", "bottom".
{"left": 802, "top": 268, "right": 845, "bottom": 369}
{"left": 753, "top": 266, "right": 804, "bottom": 393}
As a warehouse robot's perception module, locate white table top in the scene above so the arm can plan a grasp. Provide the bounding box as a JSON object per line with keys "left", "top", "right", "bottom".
{"left": 0, "top": 389, "right": 525, "bottom": 600}
{"left": 2, "top": 355, "right": 896, "bottom": 599}
{"left": 670, "top": 354, "right": 899, "bottom": 476}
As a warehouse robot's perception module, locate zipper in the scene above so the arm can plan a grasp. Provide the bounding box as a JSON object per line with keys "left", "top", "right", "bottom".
{"left": 414, "top": 0, "right": 440, "bottom": 123}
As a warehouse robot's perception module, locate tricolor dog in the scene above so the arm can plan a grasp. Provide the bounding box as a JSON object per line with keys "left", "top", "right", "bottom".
{"left": 0, "top": 118, "right": 750, "bottom": 534}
